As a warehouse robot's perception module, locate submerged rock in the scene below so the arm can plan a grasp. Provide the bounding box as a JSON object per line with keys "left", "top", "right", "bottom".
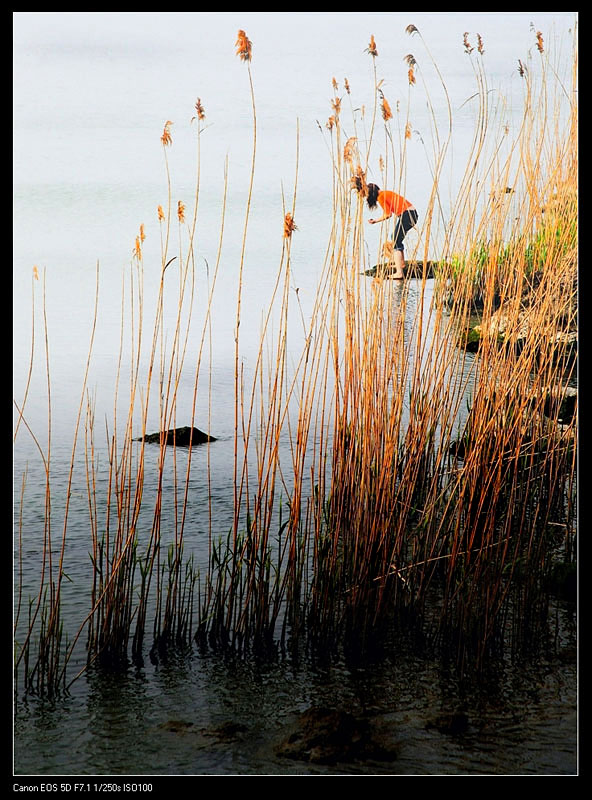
{"left": 158, "top": 719, "right": 194, "bottom": 733}
{"left": 426, "top": 710, "right": 469, "bottom": 736}
{"left": 137, "top": 426, "right": 217, "bottom": 446}
{"left": 547, "top": 561, "right": 577, "bottom": 603}
{"left": 543, "top": 386, "right": 577, "bottom": 425}
{"left": 202, "top": 721, "right": 249, "bottom": 743}
{"left": 276, "top": 706, "right": 398, "bottom": 765}
{"left": 157, "top": 718, "right": 248, "bottom": 745}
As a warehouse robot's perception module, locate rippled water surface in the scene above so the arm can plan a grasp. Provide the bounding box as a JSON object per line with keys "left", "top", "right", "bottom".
{"left": 14, "top": 610, "right": 577, "bottom": 777}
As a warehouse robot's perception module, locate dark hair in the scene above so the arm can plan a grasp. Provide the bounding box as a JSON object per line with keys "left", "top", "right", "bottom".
{"left": 367, "top": 183, "right": 380, "bottom": 209}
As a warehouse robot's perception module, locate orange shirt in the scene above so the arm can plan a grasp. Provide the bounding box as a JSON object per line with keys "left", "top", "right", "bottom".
{"left": 378, "top": 190, "right": 413, "bottom": 217}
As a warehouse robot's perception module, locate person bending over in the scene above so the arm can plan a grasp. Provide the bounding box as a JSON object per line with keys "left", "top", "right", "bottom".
{"left": 367, "top": 183, "right": 418, "bottom": 279}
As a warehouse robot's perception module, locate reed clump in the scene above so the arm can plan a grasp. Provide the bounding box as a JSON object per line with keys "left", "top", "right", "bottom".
{"left": 14, "top": 25, "right": 577, "bottom": 696}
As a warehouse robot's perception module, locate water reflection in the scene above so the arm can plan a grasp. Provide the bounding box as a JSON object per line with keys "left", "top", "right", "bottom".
{"left": 14, "top": 596, "right": 576, "bottom": 776}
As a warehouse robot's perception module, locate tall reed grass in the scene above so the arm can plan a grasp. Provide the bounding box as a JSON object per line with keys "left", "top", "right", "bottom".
{"left": 14, "top": 24, "right": 577, "bottom": 696}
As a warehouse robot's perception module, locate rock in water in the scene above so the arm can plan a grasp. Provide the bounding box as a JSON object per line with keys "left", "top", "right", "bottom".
{"left": 138, "top": 426, "right": 216, "bottom": 446}
{"left": 425, "top": 710, "right": 469, "bottom": 735}
{"left": 276, "top": 706, "right": 398, "bottom": 765}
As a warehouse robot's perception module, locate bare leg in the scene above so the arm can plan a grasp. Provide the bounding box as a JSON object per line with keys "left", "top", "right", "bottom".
{"left": 393, "top": 249, "right": 405, "bottom": 279}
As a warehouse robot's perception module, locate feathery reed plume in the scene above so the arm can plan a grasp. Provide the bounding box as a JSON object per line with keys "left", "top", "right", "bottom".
{"left": 381, "top": 239, "right": 395, "bottom": 259}
{"left": 350, "top": 164, "right": 368, "bottom": 197}
{"left": 326, "top": 115, "right": 336, "bottom": 130}
{"left": 536, "top": 30, "right": 544, "bottom": 53}
{"left": 134, "top": 236, "right": 142, "bottom": 260}
{"left": 477, "top": 34, "right": 484, "bottom": 55}
{"left": 380, "top": 93, "right": 393, "bottom": 121}
{"left": 518, "top": 59, "right": 527, "bottom": 77}
{"left": 331, "top": 96, "right": 341, "bottom": 117}
{"left": 332, "top": 76, "right": 338, "bottom": 91}
{"left": 283, "top": 212, "right": 298, "bottom": 239}
{"left": 161, "top": 120, "right": 173, "bottom": 147}
{"left": 139, "top": 223, "right": 146, "bottom": 243}
{"left": 406, "top": 24, "right": 419, "bottom": 35}
{"left": 235, "top": 29, "right": 252, "bottom": 61}
{"left": 403, "top": 53, "right": 417, "bottom": 85}
{"left": 343, "top": 136, "right": 356, "bottom": 165}
{"left": 344, "top": 77, "right": 351, "bottom": 94}
{"left": 366, "top": 35, "right": 378, "bottom": 57}
{"left": 463, "top": 32, "right": 474, "bottom": 54}
{"left": 177, "top": 200, "right": 185, "bottom": 223}
{"left": 405, "top": 121, "right": 412, "bottom": 139}
{"left": 33, "top": 265, "right": 39, "bottom": 281}
{"left": 157, "top": 204, "right": 165, "bottom": 222}
{"left": 194, "top": 97, "right": 206, "bottom": 121}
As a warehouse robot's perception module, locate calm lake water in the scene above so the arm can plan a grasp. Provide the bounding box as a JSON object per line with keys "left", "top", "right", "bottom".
{"left": 13, "top": 11, "right": 577, "bottom": 778}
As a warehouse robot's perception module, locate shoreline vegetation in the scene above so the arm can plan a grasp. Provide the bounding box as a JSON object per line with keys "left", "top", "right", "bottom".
{"left": 14, "top": 24, "right": 577, "bottom": 698}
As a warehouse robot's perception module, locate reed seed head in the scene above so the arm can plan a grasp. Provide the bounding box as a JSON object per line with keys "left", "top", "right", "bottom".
{"left": 332, "top": 77, "right": 338, "bottom": 91}
{"left": 350, "top": 165, "right": 368, "bottom": 197}
{"left": 404, "top": 53, "right": 417, "bottom": 83}
{"left": 518, "top": 59, "right": 527, "bottom": 77}
{"left": 343, "top": 136, "right": 356, "bottom": 165}
{"left": 463, "top": 32, "right": 474, "bottom": 54}
{"left": 134, "top": 236, "right": 142, "bottom": 259}
{"left": 236, "top": 29, "right": 252, "bottom": 61}
{"left": 157, "top": 205, "right": 165, "bottom": 222}
{"left": 366, "top": 35, "right": 378, "bottom": 57}
{"left": 535, "top": 31, "right": 544, "bottom": 53}
{"left": 382, "top": 240, "right": 395, "bottom": 258}
{"left": 161, "top": 120, "right": 173, "bottom": 147}
{"left": 177, "top": 200, "right": 186, "bottom": 223}
{"left": 33, "top": 265, "right": 39, "bottom": 281}
{"left": 477, "top": 34, "right": 484, "bottom": 55}
{"left": 344, "top": 77, "right": 351, "bottom": 94}
{"left": 406, "top": 24, "right": 419, "bottom": 36}
{"left": 405, "top": 122, "right": 412, "bottom": 140}
{"left": 194, "top": 98, "right": 206, "bottom": 121}
{"left": 381, "top": 93, "right": 393, "bottom": 121}
{"left": 283, "top": 213, "right": 298, "bottom": 239}
{"left": 326, "top": 115, "right": 336, "bottom": 131}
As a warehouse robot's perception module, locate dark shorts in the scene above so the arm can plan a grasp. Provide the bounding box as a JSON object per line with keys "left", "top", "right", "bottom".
{"left": 393, "top": 208, "right": 418, "bottom": 251}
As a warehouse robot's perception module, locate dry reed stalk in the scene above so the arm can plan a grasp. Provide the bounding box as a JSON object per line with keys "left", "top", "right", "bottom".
{"left": 232, "top": 30, "right": 257, "bottom": 561}
{"left": 12, "top": 271, "right": 60, "bottom": 694}
{"left": 178, "top": 143, "right": 228, "bottom": 639}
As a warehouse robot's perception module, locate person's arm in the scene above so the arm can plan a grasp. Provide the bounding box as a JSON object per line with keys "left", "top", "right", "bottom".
{"left": 368, "top": 212, "right": 392, "bottom": 224}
